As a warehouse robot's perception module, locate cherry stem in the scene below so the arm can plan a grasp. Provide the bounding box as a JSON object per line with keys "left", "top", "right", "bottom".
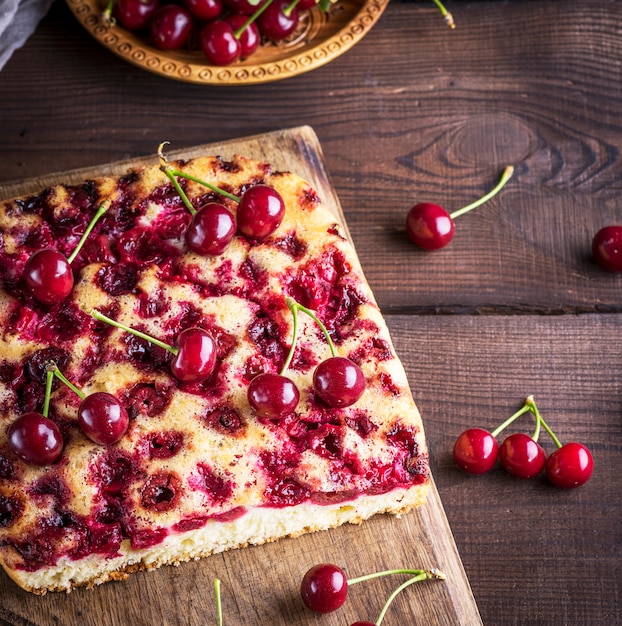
{"left": 282, "top": 297, "right": 336, "bottom": 374}
{"left": 46, "top": 363, "right": 86, "bottom": 400}
{"left": 42, "top": 368, "right": 54, "bottom": 418}
{"left": 234, "top": 0, "right": 274, "bottom": 38}
{"left": 102, "top": 0, "right": 115, "bottom": 23}
{"left": 525, "top": 395, "right": 563, "bottom": 449}
{"left": 90, "top": 309, "right": 178, "bottom": 355}
{"left": 449, "top": 165, "right": 514, "bottom": 220}
{"left": 490, "top": 402, "right": 532, "bottom": 438}
{"left": 432, "top": 0, "right": 455, "bottom": 29}
{"left": 158, "top": 142, "right": 240, "bottom": 216}
{"left": 347, "top": 567, "right": 445, "bottom": 586}
{"left": 284, "top": 0, "right": 298, "bottom": 17}
{"left": 214, "top": 578, "right": 223, "bottom": 626}
{"left": 67, "top": 200, "right": 110, "bottom": 265}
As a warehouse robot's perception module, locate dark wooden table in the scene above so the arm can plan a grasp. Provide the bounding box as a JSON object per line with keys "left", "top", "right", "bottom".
{"left": 1, "top": 0, "right": 621, "bottom": 624}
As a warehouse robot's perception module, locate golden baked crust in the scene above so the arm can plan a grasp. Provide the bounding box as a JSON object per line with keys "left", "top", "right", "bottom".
{"left": 0, "top": 154, "right": 429, "bottom": 594}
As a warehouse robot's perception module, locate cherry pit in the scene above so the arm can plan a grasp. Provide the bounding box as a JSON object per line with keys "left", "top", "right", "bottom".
{"left": 453, "top": 395, "right": 594, "bottom": 488}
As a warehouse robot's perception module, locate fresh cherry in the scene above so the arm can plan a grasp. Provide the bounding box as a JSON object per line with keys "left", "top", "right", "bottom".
{"left": 225, "top": 13, "right": 260, "bottom": 58}
{"left": 313, "top": 357, "right": 365, "bottom": 408}
{"left": 592, "top": 225, "right": 622, "bottom": 272}
{"left": 453, "top": 427, "right": 499, "bottom": 474}
{"left": 78, "top": 392, "right": 130, "bottom": 445}
{"left": 237, "top": 184, "right": 286, "bottom": 240}
{"left": 406, "top": 165, "right": 513, "bottom": 250}
{"left": 8, "top": 412, "right": 63, "bottom": 465}
{"left": 200, "top": 20, "right": 242, "bottom": 65}
{"left": 300, "top": 563, "right": 348, "bottom": 613}
{"left": 90, "top": 310, "right": 217, "bottom": 384}
{"left": 545, "top": 442, "right": 594, "bottom": 489}
{"left": 257, "top": 0, "right": 299, "bottom": 40}
{"left": 170, "top": 327, "right": 217, "bottom": 383}
{"left": 185, "top": 202, "right": 236, "bottom": 255}
{"left": 499, "top": 432, "right": 546, "bottom": 479}
{"left": 248, "top": 372, "right": 300, "bottom": 418}
{"left": 24, "top": 249, "right": 74, "bottom": 305}
{"left": 114, "top": 0, "right": 159, "bottom": 30}
{"left": 150, "top": 4, "right": 193, "bottom": 51}
{"left": 183, "top": 0, "right": 222, "bottom": 20}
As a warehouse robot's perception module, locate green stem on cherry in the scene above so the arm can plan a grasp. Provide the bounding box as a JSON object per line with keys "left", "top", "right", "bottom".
{"left": 214, "top": 578, "right": 223, "bottom": 626}
{"left": 42, "top": 368, "right": 54, "bottom": 418}
{"left": 281, "top": 297, "right": 336, "bottom": 374}
{"left": 318, "top": 0, "right": 330, "bottom": 10}
{"left": 490, "top": 402, "right": 532, "bottom": 438}
{"left": 158, "top": 142, "right": 240, "bottom": 216}
{"left": 432, "top": 0, "right": 455, "bottom": 29}
{"left": 234, "top": 0, "right": 274, "bottom": 37}
{"left": 284, "top": 0, "right": 299, "bottom": 18}
{"left": 101, "top": 0, "right": 115, "bottom": 24}
{"left": 46, "top": 363, "right": 86, "bottom": 400}
{"left": 89, "top": 309, "right": 179, "bottom": 356}
{"left": 449, "top": 165, "right": 514, "bottom": 220}
{"left": 525, "top": 395, "right": 563, "bottom": 449}
{"left": 67, "top": 199, "right": 110, "bottom": 265}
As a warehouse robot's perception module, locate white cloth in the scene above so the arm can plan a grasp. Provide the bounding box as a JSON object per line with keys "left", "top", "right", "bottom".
{"left": 0, "top": 0, "right": 54, "bottom": 71}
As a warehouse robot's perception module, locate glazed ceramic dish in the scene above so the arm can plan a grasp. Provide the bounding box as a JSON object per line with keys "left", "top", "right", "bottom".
{"left": 65, "top": 0, "right": 389, "bottom": 85}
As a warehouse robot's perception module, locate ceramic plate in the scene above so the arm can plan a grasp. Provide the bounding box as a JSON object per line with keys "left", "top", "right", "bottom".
{"left": 66, "top": 0, "right": 389, "bottom": 85}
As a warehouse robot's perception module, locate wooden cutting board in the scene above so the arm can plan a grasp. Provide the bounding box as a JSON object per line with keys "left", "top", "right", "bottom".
{"left": 0, "top": 126, "right": 482, "bottom": 626}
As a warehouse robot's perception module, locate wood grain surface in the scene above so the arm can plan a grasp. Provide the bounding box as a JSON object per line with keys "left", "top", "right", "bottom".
{"left": 1, "top": 0, "right": 621, "bottom": 624}
{"left": 0, "top": 127, "right": 481, "bottom": 626}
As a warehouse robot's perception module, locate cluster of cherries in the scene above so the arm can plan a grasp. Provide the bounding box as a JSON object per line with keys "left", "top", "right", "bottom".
{"left": 299, "top": 562, "right": 445, "bottom": 625}
{"left": 106, "top": 0, "right": 327, "bottom": 66}
{"left": 405, "top": 163, "right": 622, "bottom": 273}
{"left": 453, "top": 395, "right": 594, "bottom": 488}
{"left": 247, "top": 297, "right": 366, "bottom": 418}
{"left": 8, "top": 363, "right": 130, "bottom": 466}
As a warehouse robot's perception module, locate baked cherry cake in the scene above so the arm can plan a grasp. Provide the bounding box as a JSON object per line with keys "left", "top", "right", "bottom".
{"left": 0, "top": 152, "right": 429, "bottom": 594}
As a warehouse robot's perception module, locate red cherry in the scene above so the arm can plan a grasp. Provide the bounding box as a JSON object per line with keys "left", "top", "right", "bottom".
{"left": 78, "top": 392, "right": 129, "bottom": 445}
{"left": 225, "top": 13, "right": 260, "bottom": 58}
{"left": 171, "top": 328, "right": 217, "bottom": 383}
{"left": 223, "top": 0, "right": 260, "bottom": 13}
{"left": 592, "top": 225, "right": 622, "bottom": 271}
{"left": 8, "top": 413, "right": 64, "bottom": 465}
{"left": 297, "top": 0, "right": 317, "bottom": 8}
{"left": 183, "top": 0, "right": 222, "bottom": 20}
{"left": 453, "top": 427, "right": 499, "bottom": 474}
{"left": 114, "top": 0, "right": 159, "bottom": 30}
{"left": 150, "top": 4, "right": 193, "bottom": 51}
{"left": 313, "top": 357, "right": 365, "bottom": 408}
{"left": 185, "top": 202, "right": 236, "bottom": 255}
{"left": 257, "top": 0, "right": 299, "bottom": 40}
{"left": 247, "top": 373, "right": 300, "bottom": 418}
{"left": 24, "top": 249, "right": 74, "bottom": 305}
{"left": 350, "top": 622, "right": 375, "bottom": 626}
{"left": 236, "top": 185, "right": 285, "bottom": 240}
{"left": 545, "top": 442, "right": 594, "bottom": 488}
{"left": 499, "top": 433, "right": 546, "bottom": 479}
{"left": 300, "top": 563, "right": 348, "bottom": 613}
{"left": 406, "top": 202, "right": 455, "bottom": 250}
{"left": 200, "top": 20, "right": 242, "bottom": 66}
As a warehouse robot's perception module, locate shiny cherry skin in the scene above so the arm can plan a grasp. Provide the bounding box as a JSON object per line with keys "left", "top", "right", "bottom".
{"left": 406, "top": 202, "right": 455, "bottom": 250}
{"left": 297, "top": 0, "right": 317, "bottom": 8}
{"left": 545, "top": 442, "right": 594, "bottom": 488}
{"left": 8, "top": 413, "right": 64, "bottom": 465}
{"left": 592, "top": 225, "right": 622, "bottom": 272}
{"left": 224, "top": 0, "right": 259, "bottom": 13}
{"left": 150, "top": 4, "right": 192, "bottom": 51}
{"left": 453, "top": 428, "right": 499, "bottom": 474}
{"left": 300, "top": 563, "right": 348, "bottom": 613}
{"left": 499, "top": 433, "right": 546, "bottom": 479}
{"left": 24, "top": 248, "right": 74, "bottom": 305}
{"left": 171, "top": 328, "right": 217, "bottom": 383}
{"left": 225, "top": 13, "right": 260, "bottom": 58}
{"left": 78, "top": 392, "right": 129, "bottom": 445}
{"left": 114, "top": 0, "right": 159, "bottom": 30}
{"left": 257, "top": 0, "right": 299, "bottom": 40}
{"left": 183, "top": 0, "right": 222, "bottom": 20}
{"left": 200, "top": 20, "right": 241, "bottom": 66}
{"left": 236, "top": 185, "right": 285, "bottom": 240}
{"left": 247, "top": 373, "right": 300, "bottom": 418}
{"left": 313, "top": 357, "right": 365, "bottom": 408}
{"left": 185, "top": 202, "right": 236, "bottom": 255}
